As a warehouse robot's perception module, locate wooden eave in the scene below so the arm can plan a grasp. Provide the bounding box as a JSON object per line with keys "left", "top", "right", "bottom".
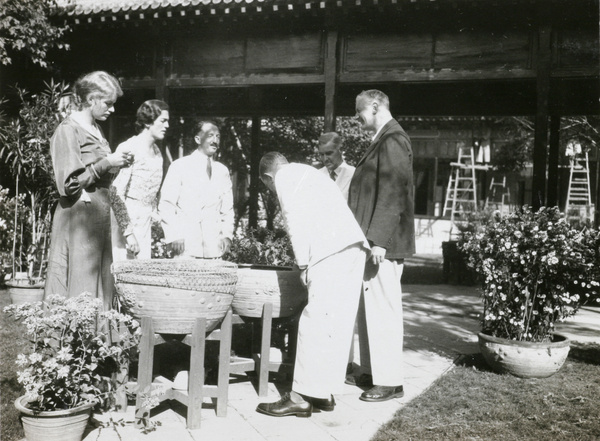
{"left": 56, "top": 0, "right": 596, "bottom": 24}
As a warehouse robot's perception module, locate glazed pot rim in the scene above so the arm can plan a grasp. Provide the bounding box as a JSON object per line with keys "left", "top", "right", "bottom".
{"left": 237, "top": 264, "right": 295, "bottom": 271}
{"left": 478, "top": 331, "right": 570, "bottom": 348}
{"left": 15, "top": 396, "right": 96, "bottom": 416}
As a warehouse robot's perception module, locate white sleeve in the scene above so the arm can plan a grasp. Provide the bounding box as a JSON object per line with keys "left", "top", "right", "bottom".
{"left": 158, "top": 162, "right": 184, "bottom": 243}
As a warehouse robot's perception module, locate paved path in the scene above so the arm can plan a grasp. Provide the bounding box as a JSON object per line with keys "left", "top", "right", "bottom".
{"left": 84, "top": 284, "right": 485, "bottom": 441}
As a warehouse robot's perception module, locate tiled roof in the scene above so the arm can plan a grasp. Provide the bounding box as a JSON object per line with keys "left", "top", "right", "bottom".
{"left": 57, "top": 0, "right": 446, "bottom": 16}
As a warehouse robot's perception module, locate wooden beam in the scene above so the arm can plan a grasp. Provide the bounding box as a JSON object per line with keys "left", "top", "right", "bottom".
{"left": 324, "top": 31, "right": 338, "bottom": 132}
{"left": 248, "top": 88, "right": 262, "bottom": 229}
{"left": 339, "top": 69, "right": 537, "bottom": 83}
{"left": 547, "top": 115, "right": 561, "bottom": 208}
{"left": 167, "top": 74, "right": 324, "bottom": 87}
{"left": 119, "top": 66, "right": 597, "bottom": 91}
{"left": 531, "top": 22, "right": 552, "bottom": 210}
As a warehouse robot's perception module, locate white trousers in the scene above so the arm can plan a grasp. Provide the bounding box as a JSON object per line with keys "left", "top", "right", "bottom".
{"left": 357, "top": 259, "right": 404, "bottom": 386}
{"left": 292, "top": 245, "right": 366, "bottom": 399}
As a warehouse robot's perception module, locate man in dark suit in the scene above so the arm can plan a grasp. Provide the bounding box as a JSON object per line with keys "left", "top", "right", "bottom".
{"left": 348, "top": 89, "right": 415, "bottom": 402}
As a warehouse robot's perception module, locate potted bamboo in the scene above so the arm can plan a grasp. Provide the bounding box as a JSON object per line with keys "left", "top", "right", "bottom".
{"left": 0, "top": 81, "right": 68, "bottom": 302}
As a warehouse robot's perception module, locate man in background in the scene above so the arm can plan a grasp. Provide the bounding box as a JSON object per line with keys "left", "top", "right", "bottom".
{"left": 317, "top": 132, "right": 355, "bottom": 201}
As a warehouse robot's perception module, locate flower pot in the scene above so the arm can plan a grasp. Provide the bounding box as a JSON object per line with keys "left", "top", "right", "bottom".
{"left": 232, "top": 264, "right": 308, "bottom": 318}
{"left": 6, "top": 279, "right": 44, "bottom": 305}
{"left": 478, "top": 332, "right": 570, "bottom": 378}
{"left": 15, "top": 396, "right": 95, "bottom": 441}
{"left": 112, "top": 259, "right": 238, "bottom": 334}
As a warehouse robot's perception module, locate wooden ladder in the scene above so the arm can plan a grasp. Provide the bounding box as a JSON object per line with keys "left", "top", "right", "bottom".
{"left": 566, "top": 151, "right": 594, "bottom": 222}
{"left": 443, "top": 145, "right": 479, "bottom": 238}
{"left": 485, "top": 175, "right": 511, "bottom": 215}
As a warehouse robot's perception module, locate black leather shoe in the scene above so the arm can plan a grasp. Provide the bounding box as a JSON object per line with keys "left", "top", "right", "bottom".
{"left": 256, "top": 392, "right": 312, "bottom": 417}
{"left": 360, "top": 385, "right": 404, "bottom": 402}
{"left": 300, "top": 394, "right": 336, "bottom": 412}
{"left": 345, "top": 373, "right": 373, "bottom": 388}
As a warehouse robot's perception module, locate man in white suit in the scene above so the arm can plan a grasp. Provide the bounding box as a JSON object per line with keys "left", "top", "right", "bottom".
{"left": 159, "top": 120, "right": 234, "bottom": 258}
{"left": 256, "top": 152, "right": 369, "bottom": 418}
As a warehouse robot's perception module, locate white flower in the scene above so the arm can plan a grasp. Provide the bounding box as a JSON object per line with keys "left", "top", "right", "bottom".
{"left": 57, "top": 366, "right": 70, "bottom": 379}
{"left": 16, "top": 354, "right": 28, "bottom": 367}
{"left": 29, "top": 353, "right": 43, "bottom": 364}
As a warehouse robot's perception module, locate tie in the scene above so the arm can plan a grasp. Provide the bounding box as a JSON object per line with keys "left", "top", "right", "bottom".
{"left": 207, "top": 158, "right": 212, "bottom": 179}
{"left": 329, "top": 170, "right": 337, "bottom": 181}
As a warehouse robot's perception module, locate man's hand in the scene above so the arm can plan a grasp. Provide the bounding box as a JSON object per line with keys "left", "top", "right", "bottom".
{"left": 220, "top": 237, "right": 232, "bottom": 255}
{"left": 168, "top": 239, "right": 185, "bottom": 256}
{"left": 294, "top": 264, "right": 308, "bottom": 286}
{"left": 125, "top": 234, "right": 140, "bottom": 256}
{"left": 299, "top": 268, "right": 308, "bottom": 287}
{"left": 369, "top": 245, "right": 386, "bottom": 265}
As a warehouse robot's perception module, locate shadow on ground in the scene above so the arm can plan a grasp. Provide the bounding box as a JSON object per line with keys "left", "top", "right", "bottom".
{"left": 403, "top": 284, "right": 482, "bottom": 359}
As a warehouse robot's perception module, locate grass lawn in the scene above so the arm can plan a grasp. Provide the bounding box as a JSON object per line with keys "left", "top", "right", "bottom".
{"left": 373, "top": 343, "right": 600, "bottom": 441}
{"left": 1, "top": 289, "right": 27, "bottom": 441}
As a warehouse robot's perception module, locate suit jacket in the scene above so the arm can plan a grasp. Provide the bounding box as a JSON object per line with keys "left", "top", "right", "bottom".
{"left": 275, "top": 163, "right": 368, "bottom": 268}
{"left": 348, "top": 119, "right": 415, "bottom": 259}
{"left": 159, "top": 150, "right": 234, "bottom": 258}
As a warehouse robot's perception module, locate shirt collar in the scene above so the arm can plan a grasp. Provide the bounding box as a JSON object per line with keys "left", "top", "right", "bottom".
{"left": 332, "top": 161, "right": 347, "bottom": 174}
{"left": 372, "top": 116, "right": 394, "bottom": 141}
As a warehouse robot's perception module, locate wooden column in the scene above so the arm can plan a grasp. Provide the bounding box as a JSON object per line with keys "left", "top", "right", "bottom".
{"left": 547, "top": 116, "right": 561, "bottom": 208}
{"left": 155, "top": 38, "right": 169, "bottom": 102}
{"left": 248, "top": 88, "right": 262, "bottom": 229}
{"left": 323, "top": 31, "right": 338, "bottom": 132}
{"left": 531, "top": 21, "right": 552, "bottom": 210}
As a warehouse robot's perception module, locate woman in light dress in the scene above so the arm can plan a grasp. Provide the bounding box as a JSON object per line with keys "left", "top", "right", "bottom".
{"left": 110, "top": 100, "right": 170, "bottom": 260}
{"left": 44, "top": 71, "right": 132, "bottom": 311}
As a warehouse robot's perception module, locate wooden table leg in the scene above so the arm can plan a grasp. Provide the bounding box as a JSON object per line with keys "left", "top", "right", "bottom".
{"left": 257, "top": 303, "right": 273, "bottom": 397}
{"left": 187, "top": 317, "right": 207, "bottom": 429}
{"left": 135, "top": 317, "right": 155, "bottom": 429}
{"left": 215, "top": 309, "right": 232, "bottom": 417}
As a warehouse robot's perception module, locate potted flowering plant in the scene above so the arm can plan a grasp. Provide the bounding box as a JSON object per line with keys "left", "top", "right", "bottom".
{"left": 3, "top": 293, "right": 141, "bottom": 441}
{"left": 459, "top": 206, "right": 599, "bottom": 377}
{"left": 223, "top": 226, "right": 307, "bottom": 318}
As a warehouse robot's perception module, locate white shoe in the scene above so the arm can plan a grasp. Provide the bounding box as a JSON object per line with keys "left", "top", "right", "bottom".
{"left": 173, "top": 370, "right": 189, "bottom": 390}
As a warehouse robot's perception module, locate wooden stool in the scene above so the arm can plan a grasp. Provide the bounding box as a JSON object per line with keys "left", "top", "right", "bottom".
{"left": 135, "top": 309, "right": 234, "bottom": 429}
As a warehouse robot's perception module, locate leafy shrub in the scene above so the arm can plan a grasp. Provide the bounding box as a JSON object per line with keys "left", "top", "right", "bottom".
{"left": 224, "top": 226, "right": 295, "bottom": 267}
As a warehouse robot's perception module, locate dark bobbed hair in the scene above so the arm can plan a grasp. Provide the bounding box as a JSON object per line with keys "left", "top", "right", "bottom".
{"left": 135, "top": 100, "right": 169, "bottom": 133}
{"left": 72, "top": 71, "right": 123, "bottom": 110}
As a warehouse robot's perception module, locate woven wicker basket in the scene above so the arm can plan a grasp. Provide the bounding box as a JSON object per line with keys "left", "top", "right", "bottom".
{"left": 232, "top": 264, "right": 308, "bottom": 318}
{"left": 112, "top": 259, "right": 238, "bottom": 334}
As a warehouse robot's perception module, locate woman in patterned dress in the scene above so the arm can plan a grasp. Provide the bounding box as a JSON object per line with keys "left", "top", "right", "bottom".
{"left": 44, "top": 71, "right": 132, "bottom": 310}
{"left": 110, "top": 100, "right": 169, "bottom": 261}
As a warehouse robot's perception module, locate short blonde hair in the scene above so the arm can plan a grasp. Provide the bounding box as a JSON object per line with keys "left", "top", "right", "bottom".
{"left": 72, "top": 71, "right": 123, "bottom": 109}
